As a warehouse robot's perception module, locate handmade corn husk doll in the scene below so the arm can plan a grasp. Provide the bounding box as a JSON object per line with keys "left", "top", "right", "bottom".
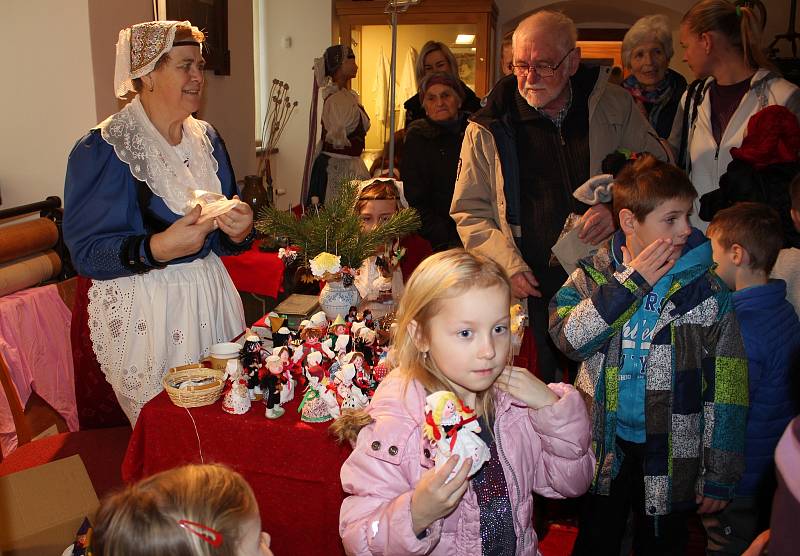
{"left": 423, "top": 391, "right": 490, "bottom": 478}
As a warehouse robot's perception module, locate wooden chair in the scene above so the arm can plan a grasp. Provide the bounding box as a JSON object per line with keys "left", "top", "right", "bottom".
{"left": 0, "top": 278, "right": 131, "bottom": 498}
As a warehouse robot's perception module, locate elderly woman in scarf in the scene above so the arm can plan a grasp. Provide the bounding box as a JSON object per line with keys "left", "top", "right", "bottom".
{"left": 621, "top": 14, "right": 687, "bottom": 139}
{"left": 63, "top": 21, "right": 253, "bottom": 425}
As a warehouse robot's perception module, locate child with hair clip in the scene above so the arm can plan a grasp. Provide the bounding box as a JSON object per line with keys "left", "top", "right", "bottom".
{"left": 334, "top": 249, "right": 594, "bottom": 555}
{"left": 91, "top": 463, "right": 272, "bottom": 556}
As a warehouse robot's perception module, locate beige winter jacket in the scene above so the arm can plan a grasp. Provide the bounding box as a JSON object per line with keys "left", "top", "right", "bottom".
{"left": 450, "top": 67, "right": 667, "bottom": 280}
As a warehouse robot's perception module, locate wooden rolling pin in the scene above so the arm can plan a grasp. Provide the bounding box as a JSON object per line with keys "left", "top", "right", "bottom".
{"left": 0, "top": 250, "right": 61, "bottom": 297}
{"left": 0, "top": 218, "right": 59, "bottom": 264}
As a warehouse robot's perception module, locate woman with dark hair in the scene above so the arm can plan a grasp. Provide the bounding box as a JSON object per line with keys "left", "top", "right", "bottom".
{"left": 305, "top": 45, "right": 371, "bottom": 205}
{"left": 671, "top": 0, "right": 800, "bottom": 230}
{"left": 621, "top": 14, "right": 687, "bottom": 139}
{"left": 401, "top": 72, "right": 466, "bottom": 251}
{"left": 402, "top": 41, "right": 482, "bottom": 126}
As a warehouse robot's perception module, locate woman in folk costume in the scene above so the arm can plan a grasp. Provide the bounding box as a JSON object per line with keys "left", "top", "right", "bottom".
{"left": 303, "top": 45, "right": 370, "bottom": 206}
{"left": 63, "top": 21, "right": 253, "bottom": 426}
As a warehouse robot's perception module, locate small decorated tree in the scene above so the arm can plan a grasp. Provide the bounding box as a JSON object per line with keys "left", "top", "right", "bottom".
{"left": 254, "top": 178, "right": 420, "bottom": 285}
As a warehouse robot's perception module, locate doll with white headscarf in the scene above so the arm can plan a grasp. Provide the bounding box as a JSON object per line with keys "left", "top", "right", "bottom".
{"left": 302, "top": 45, "right": 371, "bottom": 206}
{"left": 63, "top": 20, "right": 254, "bottom": 426}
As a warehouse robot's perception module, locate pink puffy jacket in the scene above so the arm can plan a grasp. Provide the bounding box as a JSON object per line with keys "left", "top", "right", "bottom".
{"left": 339, "top": 372, "right": 595, "bottom": 555}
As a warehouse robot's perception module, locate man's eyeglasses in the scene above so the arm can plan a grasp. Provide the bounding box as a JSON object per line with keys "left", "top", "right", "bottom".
{"left": 509, "top": 47, "right": 575, "bottom": 78}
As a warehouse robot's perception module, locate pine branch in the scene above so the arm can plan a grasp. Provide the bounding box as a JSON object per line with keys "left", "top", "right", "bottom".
{"left": 254, "top": 176, "right": 421, "bottom": 274}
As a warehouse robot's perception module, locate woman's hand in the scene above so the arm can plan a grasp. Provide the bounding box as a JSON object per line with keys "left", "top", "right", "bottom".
{"left": 410, "top": 455, "right": 471, "bottom": 536}
{"left": 149, "top": 204, "right": 215, "bottom": 262}
{"left": 496, "top": 366, "right": 558, "bottom": 409}
{"left": 216, "top": 196, "right": 253, "bottom": 244}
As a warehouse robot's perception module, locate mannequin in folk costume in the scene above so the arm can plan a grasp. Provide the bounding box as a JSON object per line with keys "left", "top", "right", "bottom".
{"left": 303, "top": 45, "right": 370, "bottom": 206}
{"left": 261, "top": 355, "right": 285, "bottom": 419}
{"left": 221, "top": 358, "right": 251, "bottom": 415}
{"left": 423, "top": 391, "right": 490, "bottom": 478}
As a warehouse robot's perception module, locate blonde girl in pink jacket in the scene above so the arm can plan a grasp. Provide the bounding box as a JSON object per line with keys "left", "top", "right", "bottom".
{"left": 334, "top": 249, "right": 595, "bottom": 555}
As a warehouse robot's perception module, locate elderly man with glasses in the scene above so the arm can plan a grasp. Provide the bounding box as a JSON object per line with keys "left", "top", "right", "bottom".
{"left": 451, "top": 11, "right": 666, "bottom": 383}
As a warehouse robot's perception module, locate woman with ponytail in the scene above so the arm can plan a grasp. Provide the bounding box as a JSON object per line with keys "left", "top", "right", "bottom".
{"left": 671, "top": 0, "right": 800, "bottom": 231}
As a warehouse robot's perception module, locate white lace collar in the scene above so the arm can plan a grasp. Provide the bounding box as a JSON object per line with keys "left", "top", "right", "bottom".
{"left": 99, "top": 96, "right": 221, "bottom": 215}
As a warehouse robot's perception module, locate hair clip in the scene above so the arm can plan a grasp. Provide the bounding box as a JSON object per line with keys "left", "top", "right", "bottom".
{"left": 177, "top": 519, "right": 223, "bottom": 547}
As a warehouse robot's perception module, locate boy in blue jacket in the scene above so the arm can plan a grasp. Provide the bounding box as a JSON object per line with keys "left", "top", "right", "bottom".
{"left": 705, "top": 202, "right": 800, "bottom": 555}
{"left": 549, "top": 155, "right": 748, "bottom": 556}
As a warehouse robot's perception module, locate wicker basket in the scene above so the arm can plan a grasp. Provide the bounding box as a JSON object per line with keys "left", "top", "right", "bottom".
{"left": 163, "top": 363, "right": 226, "bottom": 408}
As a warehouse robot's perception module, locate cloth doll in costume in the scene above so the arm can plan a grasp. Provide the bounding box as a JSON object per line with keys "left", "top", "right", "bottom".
{"left": 274, "top": 345, "right": 303, "bottom": 392}
{"left": 292, "top": 326, "right": 335, "bottom": 365}
{"left": 324, "top": 314, "right": 352, "bottom": 356}
{"left": 351, "top": 322, "right": 376, "bottom": 367}
{"left": 260, "top": 355, "right": 285, "bottom": 419}
{"left": 240, "top": 332, "right": 266, "bottom": 399}
{"left": 306, "top": 351, "right": 340, "bottom": 419}
{"left": 298, "top": 361, "right": 335, "bottom": 423}
{"left": 221, "top": 358, "right": 251, "bottom": 415}
{"left": 335, "top": 363, "right": 369, "bottom": 410}
{"left": 345, "top": 351, "right": 376, "bottom": 400}
{"left": 423, "top": 391, "right": 490, "bottom": 478}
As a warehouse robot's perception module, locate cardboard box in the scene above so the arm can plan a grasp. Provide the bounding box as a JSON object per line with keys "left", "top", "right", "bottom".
{"left": 0, "top": 455, "right": 98, "bottom": 556}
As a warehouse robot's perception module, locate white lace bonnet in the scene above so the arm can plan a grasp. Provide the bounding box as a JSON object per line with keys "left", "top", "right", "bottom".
{"left": 113, "top": 20, "right": 197, "bottom": 99}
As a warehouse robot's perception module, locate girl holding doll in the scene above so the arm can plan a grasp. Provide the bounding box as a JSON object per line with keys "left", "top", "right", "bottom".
{"left": 333, "top": 249, "right": 594, "bottom": 555}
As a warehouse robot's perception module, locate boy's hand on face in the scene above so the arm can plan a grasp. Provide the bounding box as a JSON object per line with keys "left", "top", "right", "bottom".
{"left": 622, "top": 238, "right": 676, "bottom": 286}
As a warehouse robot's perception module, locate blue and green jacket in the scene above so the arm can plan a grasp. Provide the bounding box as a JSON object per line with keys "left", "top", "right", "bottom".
{"left": 548, "top": 229, "right": 748, "bottom": 516}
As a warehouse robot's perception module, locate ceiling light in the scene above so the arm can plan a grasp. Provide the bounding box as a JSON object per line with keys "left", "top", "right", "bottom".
{"left": 455, "top": 34, "right": 475, "bottom": 45}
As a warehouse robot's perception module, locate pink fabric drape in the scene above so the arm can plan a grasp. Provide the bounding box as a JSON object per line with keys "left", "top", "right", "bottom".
{"left": 0, "top": 285, "right": 78, "bottom": 456}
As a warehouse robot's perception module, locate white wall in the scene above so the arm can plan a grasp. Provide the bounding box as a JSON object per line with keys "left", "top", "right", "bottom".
{"left": 0, "top": 0, "right": 97, "bottom": 210}
{"left": 263, "top": 0, "right": 333, "bottom": 209}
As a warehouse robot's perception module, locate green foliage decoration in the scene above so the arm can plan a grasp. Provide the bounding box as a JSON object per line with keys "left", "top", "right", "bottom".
{"left": 254, "top": 178, "right": 421, "bottom": 275}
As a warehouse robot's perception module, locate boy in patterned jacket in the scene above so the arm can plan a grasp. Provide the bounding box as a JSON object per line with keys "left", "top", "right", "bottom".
{"left": 549, "top": 155, "right": 748, "bottom": 555}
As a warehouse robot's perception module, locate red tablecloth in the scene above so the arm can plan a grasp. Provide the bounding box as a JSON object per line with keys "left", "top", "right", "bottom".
{"left": 122, "top": 391, "right": 351, "bottom": 556}
{"left": 221, "top": 240, "right": 285, "bottom": 298}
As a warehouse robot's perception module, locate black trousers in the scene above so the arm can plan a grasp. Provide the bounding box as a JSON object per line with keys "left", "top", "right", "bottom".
{"left": 571, "top": 438, "right": 691, "bottom": 556}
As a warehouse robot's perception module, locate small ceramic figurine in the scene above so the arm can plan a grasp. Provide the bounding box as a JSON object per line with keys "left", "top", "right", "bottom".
{"left": 298, "top": 363, "right": 334, "bottom": 423}
{"left": 423, "top": 391, "right": 490, "bottom": 478}
{"left": 240, "top": 332, "right": 266, "bottom": 399}
{"left": 261, "top": 355, "right": 285, "bottom": 419}
{"left": 221, "top": 358, "right": 251, "bottom": 415}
